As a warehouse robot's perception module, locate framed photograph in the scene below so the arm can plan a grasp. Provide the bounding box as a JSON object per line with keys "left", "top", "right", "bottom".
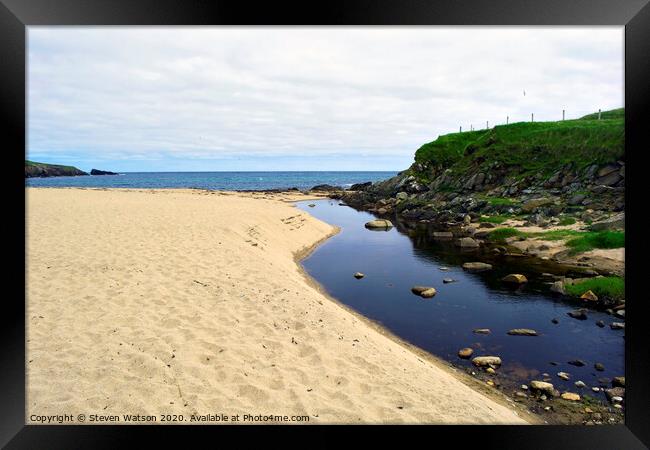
{"left": 4, "top": 0, "right": 649, "bottom": 447}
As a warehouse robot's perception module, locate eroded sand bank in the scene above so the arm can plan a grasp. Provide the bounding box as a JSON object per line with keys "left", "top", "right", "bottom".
{"left": 26, "top": 188, "right": 528, "bottom": 424}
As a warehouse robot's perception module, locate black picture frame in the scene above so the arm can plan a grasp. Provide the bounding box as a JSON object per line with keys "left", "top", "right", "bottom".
{"left": 4, "top": 1, "right": 649, "bottom": 448}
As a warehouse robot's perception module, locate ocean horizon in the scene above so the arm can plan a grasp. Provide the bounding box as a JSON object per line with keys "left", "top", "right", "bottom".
{"left": 25, "top": 171, "right": 398, "bottom": 191}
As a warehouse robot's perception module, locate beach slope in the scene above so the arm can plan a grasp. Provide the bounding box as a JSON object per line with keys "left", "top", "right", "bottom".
{"left": 26, "top": 188, "right": 526, "bottom": 424}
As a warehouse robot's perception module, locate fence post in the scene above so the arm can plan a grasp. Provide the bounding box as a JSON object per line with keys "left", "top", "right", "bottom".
{"left": 506, "top": 116, "right": 509, "bottom": 125}
{"left": 486, "top": 121, "right": 489, "bottom": 129}
{"left": 531, "top": 113, "right": 534, "bottom": 122}
{"left": 598, "top": 109, "right": 602, "bottom": 120}
{"left": 460, "top": 126, "right": 462, "bottom": 133}
{"left": 562, "top": 109, "right": 565, "bottom": 121}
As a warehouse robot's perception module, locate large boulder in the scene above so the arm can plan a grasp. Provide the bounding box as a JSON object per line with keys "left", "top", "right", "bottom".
{"left": 471, "top": 356, "right": 502, "bottom": 368}
{"left": 502, "top": 274, "right": 528, "bottom": 284}
{"left": 507, "top": 328, "right": 538, "bottom": 336}
{"left": 462, "top": 262, "right": 493, "bottom": 272}
{"left": 411, "top": 286, "right": 437, "bottom": 298}
{"left": 522, "top": 197, "right": 554, "bottom": 213}
{"left": 90, "top": 168, "right": 118, "bottom": 175}
{"left": 530, "top": 380, "right": 555, "bottom": 396}
{"left": 456, "top": 237, "right": 480, "bottom": 248}
{"left": 364, "top": 219, "right": 394, "bottom": 230}
{"left": 350, "top": 182, "right": 372, "bottom": 191}
{"left": 589, "top": 213, "right": 625, "bottom": 231}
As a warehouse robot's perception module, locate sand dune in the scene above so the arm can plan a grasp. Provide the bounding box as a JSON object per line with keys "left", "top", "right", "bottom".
{"left": 26, "top": 188, "right": 528, "bottom": 424}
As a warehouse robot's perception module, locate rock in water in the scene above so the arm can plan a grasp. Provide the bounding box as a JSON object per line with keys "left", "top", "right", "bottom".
{"left": 580, "top": 290, "right": 599, "bottom": 302}
{"left": 612, "top": 377, "right": 625, "bottom": 388}
{"left": 364, "top": 219, "right": 393, "bottom": 230}
{"left": 550, "top": 280, "right": 566, "bottom": 295}
{"left": 458, "top": 348, "right": 474, "bottom": 359}
{"left": 596, "top": 320, "right": 605, "bottom": 328}
{"left": 473, "top": 328, "right": 491, "bottom": 334}
{"left": 90, "top": 168, "right": 118, "bottom": 175}
{"left": 594, "top": 362, "right": 605, "bottom": 371}
{"left": 456, "top": 237, "right": 480, "bottom": 248}
{"left": 471, "top": 356, "right": 502, "bottom": 367}
{"left": 353, "top": 272, "right": 364, "bottom": 279}
{"left": 530, "top": 380, "right": 555, "bottom": 396}
{"left": 557, "top": 372, "right": 571, "bottom": 380}
{"left": 442, "top": 278, "right": 457, "bottom": 284}
{"left": 605, "top": 387, "right": 625, "bottom": 402}
{"left": 561, "top": 392, "right": 581, "bottom": 401}
{"left": 507, "top": 328, "right": 538, "bottom": 336}
{"left": 462, "top": 262, "right": 493, "bottom": 272}
{"left": 575, "top": 381, "right": 586, "bottom": 388}
{"left": 568, "top": 360, "right": 586, "bottom": 367}
{"left": 432, "top": 231, "right": 454, "bottom": 240}
{"left": 567, "top": 309, "right": 588, "bottom": 320}
{"left": 411, "top": 286, "right": 436, "bottom": 298}
{"left": 502, "top": 274, "right": 528, "bottom": 284}
{"left": 610, "top": 322, "right": 625, "bottom": 330}
{"left": 308, "top": 204, "right": 316, "bottom": 207}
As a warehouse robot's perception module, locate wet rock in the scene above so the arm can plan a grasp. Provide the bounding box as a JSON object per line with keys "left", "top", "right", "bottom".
{"left": 442, "top": 278, "right": 457, "bottom": 284}
{"left": 561, "top": 392, "right": 581, "bottom": 401}
{"left": 462, "top": 262, "right": 493, "bottom": 272}
{"left": 530, "top": 380, "right": 555, "bottom": 396}
{"left": 456, "top": 237, "right": 480, "bottom": 248}
{"left": 567, "top": 309, "right": 588, "bottom": 320}
{"left": 575, "top": 381, "right": 586, "bottom": 388}
{"left": 610, "top": 322, "right": 625, "bottom": 330}
{"left": 432, "top": 231, "right": 454, "bottom": 240}
{"left": 507, "top": 328, "right": 538, "bottom": 336}
{"left": 605, "top": 387, "right": 625, "bottom": 402}
{"left": 311, "top": 184, "right": 341, "bottom": 192}
{"left": 364, "top": 219, "right": 393, "bottom": 229}
{"left": 502, "top": 274, "right": 528, "bottom": 284}
{"left": 568, "top": 360, "right": 586, "bottom": 367}
{"left": 557, "top": 372, "right": 571, "bottom": 380}
{"left": 353, "top": 272, "right": 365, "bottom": 279}
{"left": 550, "top": 281, "right": 566, "bottom": 295}
{"left": 594, "top": 363, "right": 605, "bottom": 372}
{"left": 308, "top": 204, "right": 316, "bottom": 207}
{"left": 612, "top": 377, "right": 625, "bottom": 388}
{"left": 471, "top": 356, "right": 502, "bottom": 368}
{"left": 596, "top": 320, "right": 605, "bottom": 328}
{"left": 551, "top": 318, "right": 559, "bottom": 324}
{"left": 411, "top": 286, "right": 437, "bottom": 298}
{"left": 350, "top": 182, "right": 372, "bottom": 191}
{"left": 458, "top": 348, "right": 474, "bottom": 359}
{"left": 473, "top": 328, "right": 491, "bottom": 334}
{"left": 580, "top": 290, "right": 599, "bottom": 302}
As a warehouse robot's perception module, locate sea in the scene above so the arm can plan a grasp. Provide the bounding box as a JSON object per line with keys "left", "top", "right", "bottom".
{"left": 25, "top": 171, "right": 397, "bottom": 191}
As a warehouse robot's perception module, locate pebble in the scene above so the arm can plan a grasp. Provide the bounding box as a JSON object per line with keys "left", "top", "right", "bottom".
{"left": 442, "top": 278, "right": 457, "bottom": 284}
{"left": 473, "top": 328, "right": 491, "bottom": 334}
{"left": 575, "top": 381, "right": 586, "bottom": 388}
{"left": 592, "top": 387, "right": 601, "bottom": 392}
{"left": 458, "top": 348, "right": 474, "bottom": 359}
{"left": 353, "top": 272, "right": 365, "bottom": 279}
{"left": 486, "top": 367, "right": 496, "bottom": 374}
{"left": 521, "top": 384, "right": 529, "bottom": 390}
{"left": 551, "top": 318, "right": 559, "bottom": 324}
{"left": 614, "top": 404, "right": 623, "bottom": 409}
{"left": 561, "top": 392, "right": 581, "bottom": 401}
{"left": 594, "top": 363, "right": 605, "bottom": 371}
{"left": 611, "top": 396, "right": 623, "bottom": 403}
{"left": 596, "top": 320, "right": 605, "bottom": 328}
{"left": 610, "top": 322, "right": 625, "bottom": 330}
{"left": 557, "top": 372, "right": 571, "bottom": 380}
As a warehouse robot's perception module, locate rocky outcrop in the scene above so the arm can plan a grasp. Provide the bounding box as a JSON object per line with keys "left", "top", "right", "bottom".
{"left": 90, "top": 169, "right": 118, "bottom": 175}
{"left": 25, "top": 161, "right": 88, "bottom": 178}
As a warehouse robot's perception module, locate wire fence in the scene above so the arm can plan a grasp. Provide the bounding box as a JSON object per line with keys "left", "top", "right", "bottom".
{"left": 459, "top": 109, "right": 604, "bottom": 133}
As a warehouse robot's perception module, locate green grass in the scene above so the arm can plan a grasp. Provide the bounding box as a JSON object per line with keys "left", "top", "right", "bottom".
{"left": 565, "top": 276, "right": 625, "bottom": 300}
{"left": 486, "top": 227, "right": 523, "bottom": 243}
{"left": 486, "top": 228, "right": 624, "bottom": 253}
{"left": 579, "top": 108, "right": 624, "bottom": 121}
{"left": 484, "top": 196, "right": 518, "bottom": 206}
{"left": 479, "top": 215, "right": 511, "bottom": 224}
{"left": 565, "top": 231, "right": 625, "bottom": 255}
{"left": 558, "top": 217, "right": 577, "bottom": 226}
{"left": 413, "top": 108, "right": 624, "bottom": 183}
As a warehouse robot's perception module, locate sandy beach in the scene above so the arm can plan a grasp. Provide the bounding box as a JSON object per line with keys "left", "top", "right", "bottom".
{"left": 26, "top": 188, "right": 528, "bottom": 424}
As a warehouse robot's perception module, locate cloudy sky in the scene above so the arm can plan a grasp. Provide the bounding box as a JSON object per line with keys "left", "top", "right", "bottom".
{"left": 28, "top": 27, "right": 623, "bottom": 172}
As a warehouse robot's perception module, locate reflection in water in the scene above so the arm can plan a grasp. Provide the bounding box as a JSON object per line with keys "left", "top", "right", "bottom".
{"left": 298, "top": 199, "right": 624, "bottom": 401}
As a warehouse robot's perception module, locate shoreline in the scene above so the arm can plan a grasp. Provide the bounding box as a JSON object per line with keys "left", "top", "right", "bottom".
{"left": 26, "top": 188, "right": 536, "bottom": 423}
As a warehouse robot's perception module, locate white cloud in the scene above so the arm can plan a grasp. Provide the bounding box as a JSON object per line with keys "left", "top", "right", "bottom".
{"left": 27, "top": 27, "right": 624, "bottom": 171}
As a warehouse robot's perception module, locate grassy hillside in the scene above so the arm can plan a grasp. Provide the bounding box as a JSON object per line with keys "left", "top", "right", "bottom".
{"left": 412, "top": 108, "right": 624, "bottom": 182}
{"left": 25, "top": 160, "right": 88, "bottom": 178}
